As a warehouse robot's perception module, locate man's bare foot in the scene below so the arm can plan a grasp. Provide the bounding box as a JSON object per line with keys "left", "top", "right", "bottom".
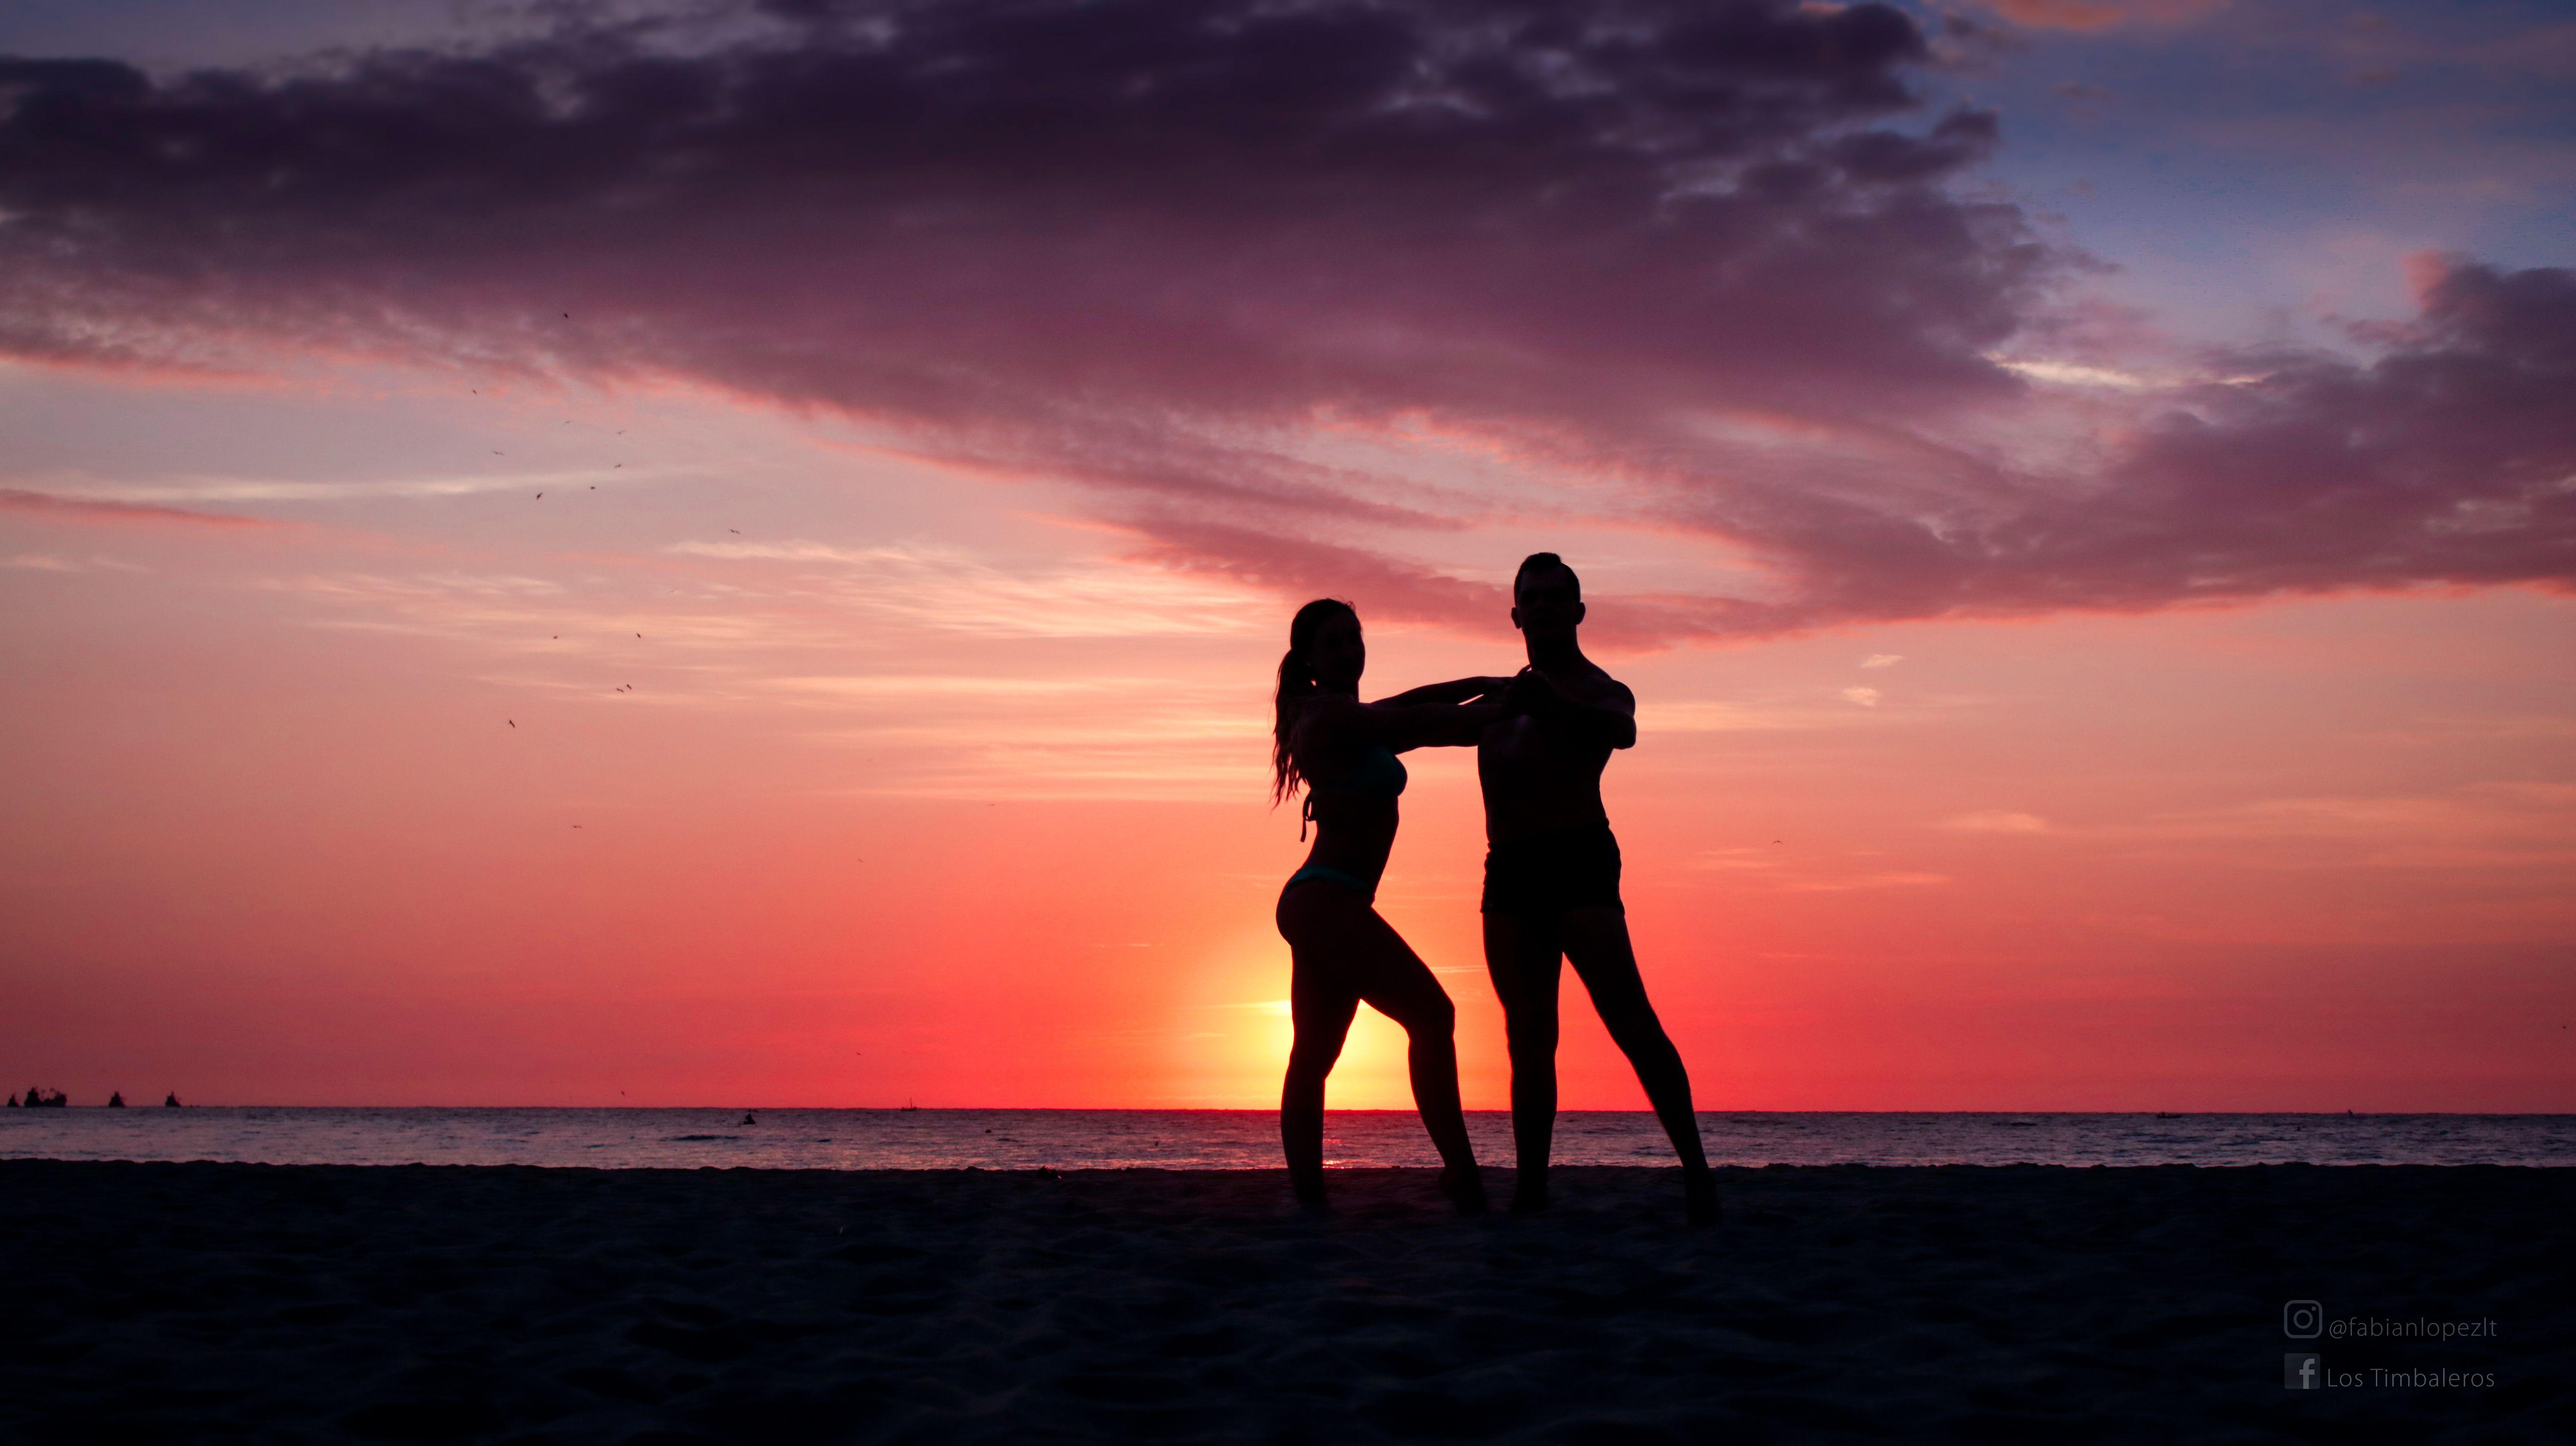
{"left": 1439, "top": 1166, "right": 1490, "bottom": 1216}
{"left": 1508, "top": 1180, "right": 1549, "bottom": 1215}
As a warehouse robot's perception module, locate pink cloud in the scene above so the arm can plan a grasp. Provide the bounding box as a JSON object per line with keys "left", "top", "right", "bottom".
{"left": 1977, "top": 0, "right": 2227, "bottom": 32}
{"left": 0, "top": 488, "right": 276, "bottom": 529}
{"left": 1121, "top": 515, "right": 1792, "bottom": 651}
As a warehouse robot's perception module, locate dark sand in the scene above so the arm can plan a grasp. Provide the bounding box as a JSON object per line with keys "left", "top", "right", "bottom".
{"left": 4, "top": 1161, "right": 2567, "bottom": 1443}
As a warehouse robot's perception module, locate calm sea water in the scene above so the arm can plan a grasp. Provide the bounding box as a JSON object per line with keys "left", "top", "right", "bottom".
{"left": 3, "top": 1108, "right": 2569, "bottom": 1170}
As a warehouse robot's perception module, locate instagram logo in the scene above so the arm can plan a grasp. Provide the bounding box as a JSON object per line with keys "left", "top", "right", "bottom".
{"left": 2284, "top": 1300, "right": 2324, "bottom": 1339}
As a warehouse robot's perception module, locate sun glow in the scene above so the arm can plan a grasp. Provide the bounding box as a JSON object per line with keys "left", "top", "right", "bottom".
{"left": 1160, "top": 933, "right": 1425, "bottom": 1109}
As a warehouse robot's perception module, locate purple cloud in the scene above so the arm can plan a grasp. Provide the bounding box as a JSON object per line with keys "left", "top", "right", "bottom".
{"left": 1953, "top": 260, "right": 2576, "bottom": 614}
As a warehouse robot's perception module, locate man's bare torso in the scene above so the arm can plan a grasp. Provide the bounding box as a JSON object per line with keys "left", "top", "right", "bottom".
{"left": 1477, "top": 662, "right": 1631, "bottom": 843}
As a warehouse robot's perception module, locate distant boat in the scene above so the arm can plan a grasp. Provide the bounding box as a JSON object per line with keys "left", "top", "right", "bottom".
{"left": 107, "top": 1091, "right": 125, "bottom": 1108}
{"left": 164, "top": 1093, "right": 182, "bottom": 1108}
{"left": 902, "top": 1100, "right": 920, "bottom": 1112}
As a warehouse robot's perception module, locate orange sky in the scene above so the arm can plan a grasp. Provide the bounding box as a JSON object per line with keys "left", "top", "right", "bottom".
{"left": 3, "top": 0, "right": 2573, "bottom": 1112}
{"left": 5, "top": 361, "right": 2570, "bottom": 1111}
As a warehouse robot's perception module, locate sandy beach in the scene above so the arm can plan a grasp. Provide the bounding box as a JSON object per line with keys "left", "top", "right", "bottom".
{"left": 5, "top": 1161, "right": 2566, "bottom": 1443}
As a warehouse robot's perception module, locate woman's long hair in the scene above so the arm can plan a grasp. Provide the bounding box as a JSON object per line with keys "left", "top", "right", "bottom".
{"left": 1272, "top": 598, "right": 1357, "bottom": 805}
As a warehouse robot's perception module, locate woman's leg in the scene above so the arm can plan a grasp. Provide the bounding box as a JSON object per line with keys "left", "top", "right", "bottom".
{"left": 1359, "top": 965, "right": 1476, "bottom": 1176}
{"left": 1279, "top": 883, "right": 1480, "bottom": 1199}
{"left": 1279, "top": 923, "right": 1360, "bottom": 1203}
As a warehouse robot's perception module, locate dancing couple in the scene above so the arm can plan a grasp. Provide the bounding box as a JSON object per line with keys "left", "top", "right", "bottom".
{"left": 1271, "top": 553, "right": 1719, "bottom": 1224}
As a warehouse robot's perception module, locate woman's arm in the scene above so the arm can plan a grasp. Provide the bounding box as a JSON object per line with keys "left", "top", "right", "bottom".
{"left": 1306, "top": 696, "right": 1510, "bottom": 756}
{"left": 1371, "top": 675, "right": 1515, "bottom": 709}
{"left": 1361, "top": 699, "right": 1511, "bottom": 752}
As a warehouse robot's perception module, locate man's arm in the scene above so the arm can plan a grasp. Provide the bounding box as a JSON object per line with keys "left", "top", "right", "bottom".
{"left": 1510, "top": 668, "right": 1637, "bottom": 749}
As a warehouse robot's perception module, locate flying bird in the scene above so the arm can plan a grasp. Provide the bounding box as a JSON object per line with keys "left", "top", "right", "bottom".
{"left": 507, "top": 720, "right": 515, "bottom": 728}
{"left": 535, "top": 492, "right": 543, "bottom": 499}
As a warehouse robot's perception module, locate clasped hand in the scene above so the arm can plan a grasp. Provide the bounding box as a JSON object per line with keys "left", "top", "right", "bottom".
{"left": 1503, "top": 667, "right": 1564, "bottom": 714}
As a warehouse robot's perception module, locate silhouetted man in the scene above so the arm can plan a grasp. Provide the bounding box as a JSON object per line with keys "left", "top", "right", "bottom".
{"left": 1480, "top": 553, "right": 1717, "bottom": 1222}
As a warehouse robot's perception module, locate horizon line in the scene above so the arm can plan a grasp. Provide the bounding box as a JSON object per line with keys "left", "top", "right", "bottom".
{"left": 10, "top": 1105, "right": 2570, "bottom": 1117}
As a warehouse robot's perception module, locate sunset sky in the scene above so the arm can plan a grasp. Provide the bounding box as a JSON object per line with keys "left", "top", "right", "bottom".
{"left": 3, "top": 0, "right": 2570, "bottom": 1112}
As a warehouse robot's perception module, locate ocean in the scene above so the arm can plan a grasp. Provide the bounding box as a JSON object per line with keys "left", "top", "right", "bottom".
{"left": 3, "top": 1107, "right": 2569, "bottom": 1170}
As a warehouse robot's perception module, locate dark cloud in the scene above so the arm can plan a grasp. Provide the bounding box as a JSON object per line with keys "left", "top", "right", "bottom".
{"left": 0, "top": 0, "right": 2008, "bottom": 423}
{"left": 0, "top": 2, "right": 2561, "bottom": 644}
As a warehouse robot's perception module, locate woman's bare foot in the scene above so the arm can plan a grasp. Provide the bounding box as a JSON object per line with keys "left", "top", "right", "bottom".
{"left": 1508, "top": 1178, "right": 1549, "bottom": 1215}
{"left": 1683, "top": 1164, "right": 1721, "bottom": 1226}
{"left": 1291, "top": 1170, "right": 1329, "bottom": 1210}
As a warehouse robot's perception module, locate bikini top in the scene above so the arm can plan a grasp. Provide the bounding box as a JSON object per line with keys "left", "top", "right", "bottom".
{"left": 1299, "top": 744, "right": 1405, "bottom": 838}
{"left": 1317, "top": 744, "right": 1407, "bottom": 799}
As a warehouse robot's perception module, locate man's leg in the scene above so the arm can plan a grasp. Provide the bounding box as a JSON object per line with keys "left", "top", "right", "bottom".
{"left": 1560, "top": 905, "right": 1719, "bottom": 1221}
{"left": 1482, "top": 911, "right": 1563, "bottom": 1211}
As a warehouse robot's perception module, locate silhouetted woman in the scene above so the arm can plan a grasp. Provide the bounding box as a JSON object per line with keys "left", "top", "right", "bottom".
{"left": 1273, "top": 598, "right": 1510, "bottom": 1212}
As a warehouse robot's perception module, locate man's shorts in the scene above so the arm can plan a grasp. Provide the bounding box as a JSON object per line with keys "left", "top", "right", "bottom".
{"left": 1481, "top": 823, "right": 1624, "bottom": 922}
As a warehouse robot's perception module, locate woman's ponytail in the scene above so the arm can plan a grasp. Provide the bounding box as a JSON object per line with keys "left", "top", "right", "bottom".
{"left": 1271, "top": 599, "right": 1354, "bottom": 805}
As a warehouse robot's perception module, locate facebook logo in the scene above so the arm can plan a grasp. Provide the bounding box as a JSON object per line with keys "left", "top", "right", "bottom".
{"left": 2284, "top": 1353, "right": 2321, "bottom": 1390}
